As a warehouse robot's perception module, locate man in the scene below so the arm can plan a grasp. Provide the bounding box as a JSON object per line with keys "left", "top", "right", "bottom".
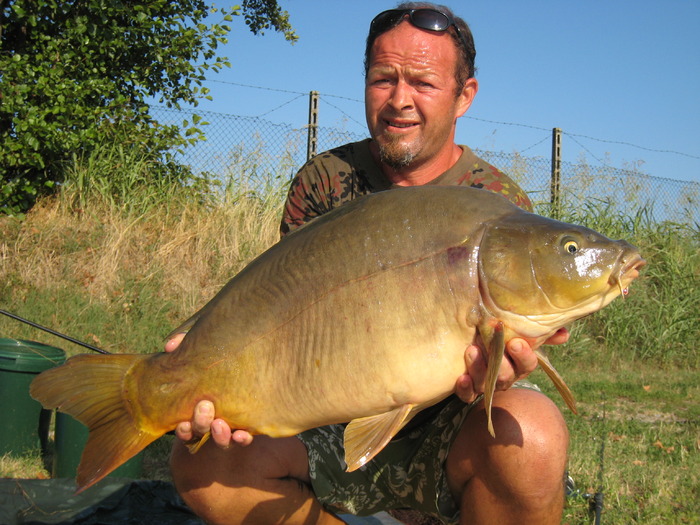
{"left": 168, "top": 4, "right": 570, "bottom": 524}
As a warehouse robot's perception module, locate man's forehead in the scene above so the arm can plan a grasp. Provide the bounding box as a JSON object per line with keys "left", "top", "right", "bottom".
{"left": 370, "top": 21, "right": 458, "bottom": 64}
{"left": 367, "top": 61, "right": 444, "bottom": 81}
{"left": 368, "top": 27, "right": 457, "bottom": 78}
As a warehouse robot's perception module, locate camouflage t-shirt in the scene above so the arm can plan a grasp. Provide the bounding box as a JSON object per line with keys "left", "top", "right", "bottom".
{"left": 280, "top": 138, "right": 532, "bottom": 236}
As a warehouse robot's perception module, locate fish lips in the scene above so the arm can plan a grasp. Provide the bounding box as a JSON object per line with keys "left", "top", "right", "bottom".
{"left": 612, "top": 253, "right": 646, "bottom": 295}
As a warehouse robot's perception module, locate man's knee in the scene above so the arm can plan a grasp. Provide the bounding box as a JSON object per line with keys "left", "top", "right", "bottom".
{"left": 447, "top": 388, "right": 569, "bottom": 502}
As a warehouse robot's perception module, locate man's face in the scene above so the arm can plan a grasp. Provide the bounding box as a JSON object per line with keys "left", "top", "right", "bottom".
{"left": 365, "top": 21, "right": 476, "bottom": 171}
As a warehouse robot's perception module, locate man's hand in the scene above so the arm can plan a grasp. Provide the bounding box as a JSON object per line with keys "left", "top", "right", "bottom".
{"left": 454, "top": 328, "right": 570, "bottom": 404}
{"left": 165, "top": 333, "right": 253, "bottom": 448}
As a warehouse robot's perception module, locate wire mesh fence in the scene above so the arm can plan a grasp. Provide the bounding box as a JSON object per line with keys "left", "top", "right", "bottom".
{"left": 152, "top": 105, "right": 699, "bottom": 226}
{"left": 475, "top": 150, "right": 699, "bottom": 225}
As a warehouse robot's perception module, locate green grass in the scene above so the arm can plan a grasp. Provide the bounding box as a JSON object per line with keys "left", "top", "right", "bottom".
{"left": 532, "top": 356, "right": 700, "bottom": 524}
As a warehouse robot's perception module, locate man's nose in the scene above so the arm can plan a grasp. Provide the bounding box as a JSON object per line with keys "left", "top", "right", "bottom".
{"left": 388, "top": 80, "right": 413, "bottom": 111}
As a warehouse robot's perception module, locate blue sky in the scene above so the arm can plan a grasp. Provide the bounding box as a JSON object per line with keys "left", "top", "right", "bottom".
{"left": 191, "top": 1, "right": 700, "bottom": 184}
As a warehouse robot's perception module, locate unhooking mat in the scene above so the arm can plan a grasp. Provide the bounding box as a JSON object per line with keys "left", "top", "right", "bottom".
{"left": 0, "top": 478, "right": 401, "bottom": 525}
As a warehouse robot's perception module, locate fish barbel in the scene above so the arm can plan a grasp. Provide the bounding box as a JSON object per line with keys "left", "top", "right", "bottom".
{"left": 30, "top": 186, "right": 645, "bottom": 491}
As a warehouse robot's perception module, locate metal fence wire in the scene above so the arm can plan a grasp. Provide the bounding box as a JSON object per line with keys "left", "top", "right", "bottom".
{"left": 152, "top": 106, "right": 699, "bottom": 226}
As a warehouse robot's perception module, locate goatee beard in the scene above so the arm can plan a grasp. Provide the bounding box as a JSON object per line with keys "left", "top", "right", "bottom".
{"left": 377, "top": 136, "right": 416, "bottom": 170}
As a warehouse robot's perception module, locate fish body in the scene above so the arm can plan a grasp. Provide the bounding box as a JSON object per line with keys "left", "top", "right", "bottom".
{"left": 30, "top": 186, "right": 644, "bottom": 491}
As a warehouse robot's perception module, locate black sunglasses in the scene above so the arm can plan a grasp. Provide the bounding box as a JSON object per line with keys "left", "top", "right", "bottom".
{"left": 369, "top": 8, "right": 470, "bottom": 57}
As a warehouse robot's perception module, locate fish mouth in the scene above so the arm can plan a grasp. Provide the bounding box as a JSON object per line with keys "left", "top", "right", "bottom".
{"left": 612, "top": 254, "right": 646, "bottom": 296}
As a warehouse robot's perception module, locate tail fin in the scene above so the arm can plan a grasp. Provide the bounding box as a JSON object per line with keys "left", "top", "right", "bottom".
{"left": 30, "top": 353, "right": 162, "bottom": 492}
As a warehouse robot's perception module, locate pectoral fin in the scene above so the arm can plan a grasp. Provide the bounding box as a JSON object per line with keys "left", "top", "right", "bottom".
{"left": 343, "top": 403, "right": 415, "bottom": 472}
{"left": 483, "top": 321, "right": 505, "bottom": 438}
{"left": 535, "top": 349, "right": 578, "bottom": 414}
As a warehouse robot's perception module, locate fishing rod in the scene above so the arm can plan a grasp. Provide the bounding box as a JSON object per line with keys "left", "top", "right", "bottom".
{"left": 592, "top": 395, "right": 607, "bottom": 525}
{"left": 0, "top": 309, "right": 112, "bottom": 355}
{"left": 563, "top": 396, "right": 606, "bottom": 523}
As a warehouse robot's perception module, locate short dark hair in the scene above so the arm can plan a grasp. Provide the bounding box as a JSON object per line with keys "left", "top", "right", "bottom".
{"left": 364, "top": 2, "right": 477, "bottom": 93}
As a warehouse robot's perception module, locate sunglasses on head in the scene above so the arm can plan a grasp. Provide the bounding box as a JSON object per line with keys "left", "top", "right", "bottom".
{"left": 369, "top": 8, "right": 470, "bottom": 56}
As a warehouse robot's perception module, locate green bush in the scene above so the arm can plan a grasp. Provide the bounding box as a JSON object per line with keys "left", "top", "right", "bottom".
{"left": 0, "top": 0, "right": 296, "bottom": 215}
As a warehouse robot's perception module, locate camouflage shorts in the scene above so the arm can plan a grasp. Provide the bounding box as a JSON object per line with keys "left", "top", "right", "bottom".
{"left": 297, "top": 381, "right": 541, "bottom": 524}
{"left": 297, "top": 381, "right": 539, "bottom": 523}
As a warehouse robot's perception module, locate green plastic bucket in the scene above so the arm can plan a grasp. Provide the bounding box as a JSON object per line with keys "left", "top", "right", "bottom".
{"left": 0, "top": 338, "right": 66, "bottom": 455}
{"left": 53, "top": 412, "right": 144, "bottom": 479}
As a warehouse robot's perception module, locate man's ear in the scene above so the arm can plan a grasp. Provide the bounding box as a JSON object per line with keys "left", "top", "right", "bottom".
{"left": 455, "top": 77, "right": 478, "bottom": 118}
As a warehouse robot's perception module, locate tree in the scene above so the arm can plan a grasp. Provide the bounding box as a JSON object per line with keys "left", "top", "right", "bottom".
{"left": 0, "top": 0, "right": 296, "bottom": 214}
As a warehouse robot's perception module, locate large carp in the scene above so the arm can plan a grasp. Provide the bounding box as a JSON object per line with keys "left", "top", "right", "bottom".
{"left": 31, "top": 186, "right": 644, "bottom": 491}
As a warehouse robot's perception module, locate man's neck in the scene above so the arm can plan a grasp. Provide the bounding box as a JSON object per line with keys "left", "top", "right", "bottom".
{"left": 371, "top": 142, "right": 464, "bottom": 186}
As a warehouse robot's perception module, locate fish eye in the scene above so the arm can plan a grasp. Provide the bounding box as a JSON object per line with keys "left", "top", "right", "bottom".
{"left": 563, "top": 240, "right": 579, "bottom": 254}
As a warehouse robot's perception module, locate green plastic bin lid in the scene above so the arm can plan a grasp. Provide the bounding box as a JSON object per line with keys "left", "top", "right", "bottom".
{"left": 0, "top": 338, "right": 66, "bottom": 372}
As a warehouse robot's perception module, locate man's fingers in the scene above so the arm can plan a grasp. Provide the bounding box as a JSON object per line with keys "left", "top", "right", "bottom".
{"left": 505, "top": 339, "right": 538, "bottom": 380}
{"left": 462, "top": 345, "right": 486, "bottom": 395}
{"left": 544, "top": 327, "right": 570, "bottom": 346}
{"left": 175, "top": 421, "right": 193, "bottom": 442}
{"left": 193, "top": 400, "right": 215, "bottom": 435}
{"left": 211, "top": 419, "right": 232, "bottom": 448}
{"left": 232, "top": 430, "right": 254, "bottom": 446}
{"left": 454, "top": 373, "right": 477, "bottom": 404}
{"left": 460, "top": 329, "right": 570, "bottom": 401}
{"left": 175, "top": 400, "right": 251, "bottom": 449}
{"left": 465, "top": 339, "right": 537, "bottom": 395}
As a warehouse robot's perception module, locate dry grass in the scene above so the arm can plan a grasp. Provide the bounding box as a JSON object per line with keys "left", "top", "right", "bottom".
{"left": 0, "top": 183, "right": 284, "bottom": 354}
